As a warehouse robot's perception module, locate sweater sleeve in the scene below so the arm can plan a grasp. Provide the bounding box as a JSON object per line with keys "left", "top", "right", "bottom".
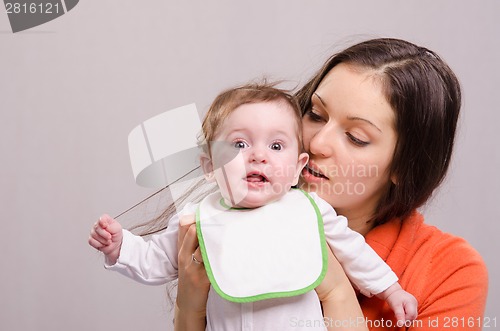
{"left": 104, "top": 203, "right": 198, "bottom": 285}
{"left": 410, "top": 234, "right": 488, "bottom": 331}
{"left": 310, "top": 193, "right": 398, "bottom": 296}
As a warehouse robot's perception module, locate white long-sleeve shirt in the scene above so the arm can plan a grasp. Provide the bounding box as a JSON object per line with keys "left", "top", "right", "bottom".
{"left": 106, "top": 190, "right": 397, "bottom": 330}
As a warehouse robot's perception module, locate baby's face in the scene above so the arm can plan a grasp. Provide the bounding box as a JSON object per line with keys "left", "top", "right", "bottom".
{"left": 203, "top": 101, "right": 308, "bottom": 208}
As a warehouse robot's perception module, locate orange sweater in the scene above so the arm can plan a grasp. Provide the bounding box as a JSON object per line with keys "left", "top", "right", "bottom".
{"left": 361, "top": 211, "right": 488, "bottom": 331}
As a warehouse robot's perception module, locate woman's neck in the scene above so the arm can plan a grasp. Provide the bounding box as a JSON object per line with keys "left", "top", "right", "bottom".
{"left": 335, "top": 207, "right": 377, "bottom": 237}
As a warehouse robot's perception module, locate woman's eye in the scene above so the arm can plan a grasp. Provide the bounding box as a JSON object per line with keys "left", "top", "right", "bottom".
{"left": 305, "top": 108, "right": 324, "bottom": 122}
{"left": 346, "top": 132, "right": 369, "bottom": 147}
{"left": 233, "top": 140, "right": 248, "bottom": 149}
{"left": 270, "top": 142, "right": 283, "bottom": 151}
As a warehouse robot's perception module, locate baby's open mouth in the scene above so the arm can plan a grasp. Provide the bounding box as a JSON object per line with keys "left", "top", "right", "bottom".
{"left": 246, "top": 172, "right": 269, "bottom": 183}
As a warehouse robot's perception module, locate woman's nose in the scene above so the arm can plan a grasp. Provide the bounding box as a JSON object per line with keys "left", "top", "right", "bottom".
{"left": 308, "top": 125, "right": 336, "bottom": 158}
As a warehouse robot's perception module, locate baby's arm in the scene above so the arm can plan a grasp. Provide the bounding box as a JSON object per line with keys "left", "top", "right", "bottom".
{"left": 376, "top": 282, "right": 418, "bottom": 325}
{"left": 88, "top": 207, "right": 193, "bottom": 285}
{"left": 310, "top": 193, "right": 417, "bottom": 321}
{"left": 314, "top": 193, "right": 398, "bottom": 296}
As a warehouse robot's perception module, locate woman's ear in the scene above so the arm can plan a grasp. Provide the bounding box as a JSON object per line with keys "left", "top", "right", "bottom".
{"left": 200, "top": 153, "right": 215, "bottom": 182}
{"left": 292, "top": 152, "right": 310, "bottom": 186}
{"left": 390, "top": 173, "right": 398, "bottom": 185}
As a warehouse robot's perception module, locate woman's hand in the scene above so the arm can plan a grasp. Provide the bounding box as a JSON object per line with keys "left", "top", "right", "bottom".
{"left": 315, "top": 246, "right": 355, "bottom": 302}
{"left": 316, "top": 248, "right": 368, "bottom": 331}
{"left": 174, "top": 214, "right": 210, "bottom": 331}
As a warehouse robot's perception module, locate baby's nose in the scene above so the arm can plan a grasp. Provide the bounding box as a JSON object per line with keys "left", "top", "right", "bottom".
{"left": 250, "top": 147, "right": 267, "bottom": 163}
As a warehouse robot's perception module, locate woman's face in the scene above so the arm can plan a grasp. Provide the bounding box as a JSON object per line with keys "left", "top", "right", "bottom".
{"left": 301, "top": 63, "right": 397, "bottom": 229}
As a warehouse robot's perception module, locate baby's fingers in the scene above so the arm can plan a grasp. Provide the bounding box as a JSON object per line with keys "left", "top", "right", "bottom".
{"left": 394, "top": 300, "right": 418, "bottom": 327}
{"left": 91, "top": 222, "right": 111, "bottom": 242}
{"left": 88, "top": 234, "right": 108, "bottom": 251}
{"left": 98, "top": 214, "right": 122, "bottom": 237}
{"left": 88, "top": 219, "right": 111, "bottom": 248}
{"left": 393, "top": 305, "right": 407, "bottom": 327}
{"left": 404, "top": 299, "right": 418, "bottom": 321}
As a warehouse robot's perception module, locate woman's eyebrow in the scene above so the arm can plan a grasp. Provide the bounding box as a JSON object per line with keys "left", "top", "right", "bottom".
{"left": 314, "top": 93, "right": 382, "bottom": 133}
{"left": 313, "top": 92, "right": 327, "bottom": 107}
{"left": 347, "top": 116, "right": 382, "bottom": 133}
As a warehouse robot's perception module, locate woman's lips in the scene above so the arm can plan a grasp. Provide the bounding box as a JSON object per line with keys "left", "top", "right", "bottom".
{"left": 302, "top": 164, "right": 329, "bottom": 183}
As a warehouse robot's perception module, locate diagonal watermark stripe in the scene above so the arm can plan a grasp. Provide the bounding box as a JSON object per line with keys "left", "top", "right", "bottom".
{"left": 128, "top": 104, "right": 204, "bottom": 189}
{"left": 4, "top": 0, "right": 79, "bottom": 33}
{"left": 126, "top": 104, "right": 242, "bottom": 215}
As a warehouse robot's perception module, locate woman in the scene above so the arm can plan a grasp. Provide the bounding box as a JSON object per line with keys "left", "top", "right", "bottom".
{"left": 175, "top": 38, "right": 488, "bottom": 330}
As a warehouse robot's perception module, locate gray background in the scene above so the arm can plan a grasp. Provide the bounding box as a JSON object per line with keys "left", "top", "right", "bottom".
{"left": 1, "top": 1, "right": 498, "bottom": 330}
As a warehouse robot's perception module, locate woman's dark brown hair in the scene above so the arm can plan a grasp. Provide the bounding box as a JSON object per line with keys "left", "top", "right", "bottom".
{"left": 295, "top": 38, "right": 461, "bottom": 226}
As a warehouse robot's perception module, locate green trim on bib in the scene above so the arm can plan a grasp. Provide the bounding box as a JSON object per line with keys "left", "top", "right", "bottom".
{"left": 219, "top": 198, "right": 249, "bottom": 210}
{"left": 195, "top": 188, "right": 328, "bottom": 303}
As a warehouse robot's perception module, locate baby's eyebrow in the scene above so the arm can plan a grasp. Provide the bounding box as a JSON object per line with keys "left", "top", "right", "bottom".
{"left": 225, "top": 128, "right": 249, "bottom": 136}
{"left": 274, "top": 129, "right": 295, "bottom": 138}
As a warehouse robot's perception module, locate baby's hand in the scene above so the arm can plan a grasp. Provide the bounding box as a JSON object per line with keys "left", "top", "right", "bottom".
{"left": 378, "top": 283, "right": 418, "bottom": 326}
{"left": 88, "top": 214, "right": 123, "bottom": 265}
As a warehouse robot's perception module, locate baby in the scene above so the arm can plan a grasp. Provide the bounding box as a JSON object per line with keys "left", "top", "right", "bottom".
{"left": 89, "top": 83, "right": 417, "bottom": 330}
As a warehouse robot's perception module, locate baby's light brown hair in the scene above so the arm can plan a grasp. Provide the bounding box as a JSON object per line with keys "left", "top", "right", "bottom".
{"left": 199, "top": 82, "right": 304, "bottom": 156}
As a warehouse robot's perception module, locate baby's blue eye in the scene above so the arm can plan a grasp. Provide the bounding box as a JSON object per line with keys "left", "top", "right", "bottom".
{"left": 270, "top": 142, "right": 282, "bottom": 151}
{"left": 233, "top": 141, "right": 248, "bottom": 149}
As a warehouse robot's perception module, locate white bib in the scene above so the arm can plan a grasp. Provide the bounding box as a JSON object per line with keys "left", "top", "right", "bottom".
{"left": 196, "top": 189, "right": 327, "bottom": 303}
